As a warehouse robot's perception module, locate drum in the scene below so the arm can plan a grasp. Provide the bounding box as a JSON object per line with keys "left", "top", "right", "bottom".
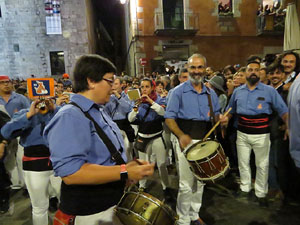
{"left": 185, "top": 140, "right": 229, "bottom": 182}
{"left": 115, "top": 191, "right": 178, "bottom": 225}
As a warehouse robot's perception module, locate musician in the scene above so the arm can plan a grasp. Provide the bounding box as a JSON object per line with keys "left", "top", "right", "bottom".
{"left": 1, "top": 98, "right": 61, "bottom": 225}
{"left": 128, "top": 78, "right": 171, "bottom": 199}
{"left": 44, "top": 54, "right": 154, "bottom": 225}
{"left": 225, "top": 61, "right": 288, "bottom": 207}
{"left": 105, "top": 77, "right": 135, "bottom": 160}
{"left": 165, "top": 53, "right": 222, "bottom": 225}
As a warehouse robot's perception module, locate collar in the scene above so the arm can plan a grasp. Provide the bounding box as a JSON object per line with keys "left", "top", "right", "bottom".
{"left": 240, "top": 82, "right": 264, "bottom": 91}
{"left": 70, "top": 94, "right": 99, "bottom": 112}
{"left": 183, "top": 80, "right": 210, "bottom": 94}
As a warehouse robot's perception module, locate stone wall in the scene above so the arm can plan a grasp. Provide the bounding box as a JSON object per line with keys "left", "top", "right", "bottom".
{"left": 0, "top": 0, "right": 89, "bottom": 79}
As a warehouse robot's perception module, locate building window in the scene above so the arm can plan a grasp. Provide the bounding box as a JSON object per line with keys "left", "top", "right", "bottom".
{"left": 0, "top": 6, "right": 2, "bottom": 18}
{"left": 50, "top": 51, "right": 65, "bottom": 76}
{"left": 163, "top": 0, "right": 184, "bottom": 29}
{"left": 13, "top": 44, "right": 19, "bottom": 52}
{"left": 218, "top": 0, "right": 233, "bottom": 16}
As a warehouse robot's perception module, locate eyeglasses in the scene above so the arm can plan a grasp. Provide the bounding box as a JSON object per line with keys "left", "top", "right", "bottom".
{"left": 189, "top": 65, "right": 205, "bottom": 70}
{"left": 103, "top": 78, "right": 114, "bottom": 86}
{"left": 0, "top": 81, "right": 11, "bottom": 85}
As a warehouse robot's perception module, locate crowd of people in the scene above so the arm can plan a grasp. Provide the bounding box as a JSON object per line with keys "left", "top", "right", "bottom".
{"left": 0, "top": 50, "right": 300, "bottom": 225}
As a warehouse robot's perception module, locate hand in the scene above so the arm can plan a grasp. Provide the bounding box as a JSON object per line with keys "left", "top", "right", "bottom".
{"left": 141, "top": 94, "right": 153, "bottom": 104}
{"left": 219, "top": 114, "right": 229, "bottom": 127}
{"left": 284, "top": 129, "right": 289, "bottom": 141}
{"left": 56, "top": 95, "right": 69, "bottom": 106}
{"left": 179, "top": 134, "right": 192, "bottom": 150}
{"left": 112, "top": 90, "right": 121, "bottom": 99}
{"left": 0, "top": 142, "right": 6, "bottom": 159}
{"left": 126, "top": 159, "right": 155, "bottom": 182}
{"left": 45, "top": 98, "right": 56, "bottom": 112}
{"left": 26, "top": 100, "right": 41, "bottom": 119}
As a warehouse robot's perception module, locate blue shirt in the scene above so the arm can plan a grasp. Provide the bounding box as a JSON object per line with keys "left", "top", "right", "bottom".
{"left": 43, "top": 94, "right": 127, "bottom": 177}
{"left": 0, "top": 92, "right": 30, "bottom": 117}
{"left": 135, "top": 96, "right": 165, "bottom": 123}
{"left": 227, "top": 82, "right": 288, "bottom": 116}
{"left": 288, "top": 76, "right": 300, "bottom": 168}
{"left": 1, "top": 108, "right": 59, "bottom": 147}
{"left": 104, "top": 92, "right": 134, "bottom": 121}
{"left": 164, "top": 81, "right": 220, "bottom": 120}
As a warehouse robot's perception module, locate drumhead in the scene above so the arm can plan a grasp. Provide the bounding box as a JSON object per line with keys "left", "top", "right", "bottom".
{"left": 186, "top": 141, "right": 219, "bottom": 160}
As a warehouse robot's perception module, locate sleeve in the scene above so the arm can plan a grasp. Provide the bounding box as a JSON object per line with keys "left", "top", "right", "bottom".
{"left": 210, "top": 90, "right": 221, "bottom": 115}
{"left": 1, "top": 109, "right": 31, "bottom": 140}
{"left": 43, "top": 111, "right": 93, "bottom": 177}
{"left": 227, "top": 89, "right": 237, "bottom": 114}
{"left": 128, "top": 110, "right": 138, "bottom": 122}
{"left": 164, "top": 89, "right": 180, "bottom": 119}
{"left": 151, "top": 102, "right": 165, "bottom": 116}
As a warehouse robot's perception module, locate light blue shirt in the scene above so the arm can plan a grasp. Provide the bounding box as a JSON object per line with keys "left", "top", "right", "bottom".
{"left": 1, "top": 108, "right": 59, "bottom": 147}
{"left": 288, "top": 76, "right": 300, "bottom": 168}
{"left": 227, "top": 82, "right": 288, "bottom": 116}
{"left": 164, "top": 81, "right": 220, "bottom": 120}
{"left": 0, "top": 92, "right": 30, "bottom": 117}
{"left": 43, "top": 94, "right": 126, "bottom": 177}
{"left": 104, "top": 92, "right": 134, "bottom": 121}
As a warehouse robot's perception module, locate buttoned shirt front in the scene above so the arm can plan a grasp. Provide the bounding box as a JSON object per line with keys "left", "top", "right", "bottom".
{"left": 0, "top": 92, "right": 30, "bottom": 117}
{"left": 164, "top": 80, "right": 220, "bottom": 120}
{"left": 227, "top": 82, "right": 288, "bottom": 116}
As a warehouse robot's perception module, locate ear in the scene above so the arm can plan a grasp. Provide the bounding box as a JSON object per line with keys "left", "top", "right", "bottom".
{"left": 87, "top": 78, "right": 95, "bottom": 90}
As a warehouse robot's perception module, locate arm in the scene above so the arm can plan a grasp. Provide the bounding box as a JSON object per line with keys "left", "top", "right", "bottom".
{"left": 150, "top": 102, "right": 165, "bottom": 116}
{"left": 62, "top": 160, "right": 154, "bottom": 185}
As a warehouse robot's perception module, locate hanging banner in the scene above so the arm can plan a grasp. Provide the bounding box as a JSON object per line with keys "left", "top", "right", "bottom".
{"left": 45, "top": 0, "right": 62, "bottom": 35}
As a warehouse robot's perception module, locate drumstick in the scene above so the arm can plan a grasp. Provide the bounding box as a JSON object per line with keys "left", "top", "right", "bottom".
{"left": 202, "top": 107, "right": 232, "bottom": 142}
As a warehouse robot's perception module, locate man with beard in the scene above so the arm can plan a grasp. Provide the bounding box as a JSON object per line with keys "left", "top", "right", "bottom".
{"left": 279, "top": 51, "right": 300, "bottom": 90}
{"left": 225, "top": 61, "right": 288, "bottom": 207}
{"left": 165, "top": 54, "right": 222, "bottom": 225}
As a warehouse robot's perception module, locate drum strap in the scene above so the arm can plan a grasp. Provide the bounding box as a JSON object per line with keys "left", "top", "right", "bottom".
{"left": 207, "top": 92, "right": 217, "bottom": 139}
{"left": 70, "top": 102, "right": 126, "bottom": 165}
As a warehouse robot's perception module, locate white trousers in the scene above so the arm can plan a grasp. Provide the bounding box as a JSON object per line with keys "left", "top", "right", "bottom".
{"left": 236, "top": 131, "right": 271, "bottom": 198}
{"left": 24, "top": 170, "right": 61, "bottom": 225}
{"left": 138, "top": 137, "right": 169, "bottom": 189}
{"left": 4, "top": 139, "right": 25, "bottom": 189}
{"left": 120, "top": 130, "right": 134, "bottom": 162}
{"left": 75, "top": 206, "right": 123, "bottom": 225}
{"left": 174, "top": 139, "right": 205, "bottom": 225}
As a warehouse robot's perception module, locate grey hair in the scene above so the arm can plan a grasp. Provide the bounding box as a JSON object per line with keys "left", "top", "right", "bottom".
{"left": 188, "top": 53, "right": 207, "bottom": 67}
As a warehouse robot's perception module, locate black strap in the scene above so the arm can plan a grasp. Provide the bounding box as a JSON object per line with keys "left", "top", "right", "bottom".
{"left": 207, "top": 91, "right": 217, "bottom": 138}
{"left": 69, "top": 102, "right": 126, "bottom": 165}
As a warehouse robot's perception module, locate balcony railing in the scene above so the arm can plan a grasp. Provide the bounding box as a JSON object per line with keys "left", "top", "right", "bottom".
{"left": 256, "top": 14, "right": 285, "bottom": 36}
{"left": 154, "top": 12, "right": 199, "bottom": 36}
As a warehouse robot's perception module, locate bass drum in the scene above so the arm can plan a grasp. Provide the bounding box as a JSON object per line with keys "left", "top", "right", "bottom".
{"left": 185, "top": 140, "right": 229, "bottom": 182}
{"left": 115, "top": 191, "right": 178, "bottom": 225}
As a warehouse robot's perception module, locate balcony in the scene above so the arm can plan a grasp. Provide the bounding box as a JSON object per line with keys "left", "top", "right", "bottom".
{"left": 256, "top": 14, "right": 285, "bottom": 36}
{"left": 154, "top": 12, "right": 199, "bottom": 36}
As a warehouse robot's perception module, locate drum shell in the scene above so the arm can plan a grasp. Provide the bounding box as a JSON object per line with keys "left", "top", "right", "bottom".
{"left": 115, "top": 191, "right": 177, "bottom": 225}
{"left": 186, "top": 141, "right": 229, "bottom": 181}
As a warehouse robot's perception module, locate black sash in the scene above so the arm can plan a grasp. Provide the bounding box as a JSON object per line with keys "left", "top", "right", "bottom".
{"left": 176, "top": 118, "right": 212, "bottom": 140}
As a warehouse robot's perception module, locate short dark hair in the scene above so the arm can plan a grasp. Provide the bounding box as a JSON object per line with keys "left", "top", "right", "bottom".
{"left": 247, "top": 55, "right": 262, "bottom": 64}
{"left": 246, "top": 61, "right": 260, "bottom": 66}
{"left": 140, "top": 78, "right": 153, "bottom": 87}
{"left": 266, "top": 62, "right": 285, "bottom": 74}
{"left": 155, "top": 80, "right": 164, "bottom": 88}
{"left": 73, "top": 54, "right": 116, "bottom": 93}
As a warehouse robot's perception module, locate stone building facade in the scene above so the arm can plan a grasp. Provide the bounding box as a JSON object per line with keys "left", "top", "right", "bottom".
{"left": 0, "top": 0, "right": 89, "bottom": 79}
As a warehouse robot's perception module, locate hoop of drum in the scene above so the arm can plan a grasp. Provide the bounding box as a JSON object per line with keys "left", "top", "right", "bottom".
{"left": 115, "top": 139, "right": 229, "bottom": 225}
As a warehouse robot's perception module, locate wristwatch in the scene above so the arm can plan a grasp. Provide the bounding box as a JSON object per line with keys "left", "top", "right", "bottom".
{"left": 120, "top": 164, "right": 128, "bottom": 182}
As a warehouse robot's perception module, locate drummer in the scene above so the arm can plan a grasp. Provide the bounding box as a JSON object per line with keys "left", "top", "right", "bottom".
{"left": 44, "top": 54, "right": 154, "bottom": 225}
{"left": 165, "top": 53, "right": 224, "bottom": 225}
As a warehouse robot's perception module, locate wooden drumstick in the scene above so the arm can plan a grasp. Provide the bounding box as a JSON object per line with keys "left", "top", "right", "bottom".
{"left": 203, "top": 107, "right": 232, "bottom": 142}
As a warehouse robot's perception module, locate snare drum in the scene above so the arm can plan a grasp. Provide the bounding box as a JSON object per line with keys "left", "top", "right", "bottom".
{"left": 115, "top": 191, "right": 178, "bottom": 225}
{"left": 185, "top": 140, "right": 229, "bottom": 182}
